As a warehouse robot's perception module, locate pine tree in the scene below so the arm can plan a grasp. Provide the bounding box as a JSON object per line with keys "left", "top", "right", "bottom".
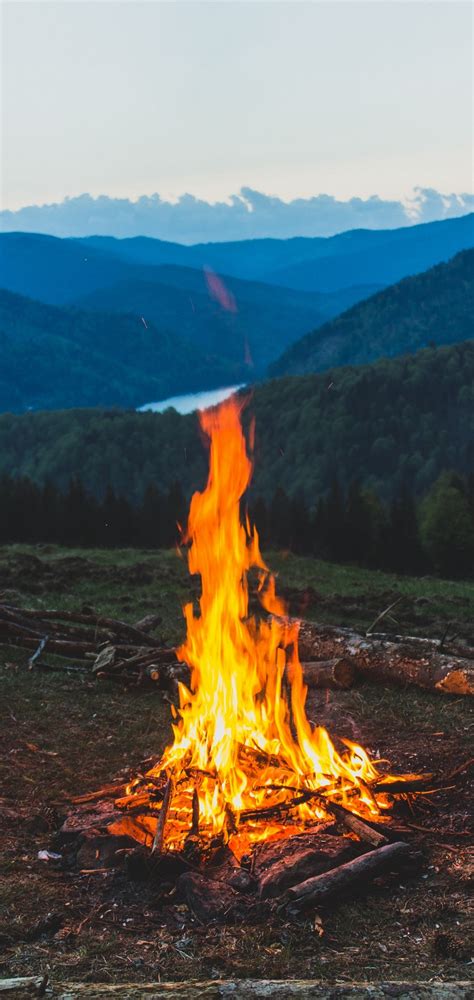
{"left": 420, "top": 472, "right": 474, "bottom": 577}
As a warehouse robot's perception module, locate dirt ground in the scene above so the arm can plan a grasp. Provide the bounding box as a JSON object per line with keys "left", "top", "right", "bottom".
{"left": 0, "top": 547, "right": 473, "bottom": 986}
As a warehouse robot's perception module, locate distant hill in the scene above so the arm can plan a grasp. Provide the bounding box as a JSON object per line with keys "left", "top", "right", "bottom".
{"left": 2, "top": 216, "right": 472, "bottom": 395}
{"left": 0, "top": 339, "right": 472, "bottom": 502}
{"left": 0, "top": 288, "right": 245, "bottom": 412}
{"left": 78, "top": 214, "right": 474, "bottom": 289}
{"left": 0, "top": 232, "right": 135, "bottom": 305}
{"left": 264, "top": 213, "right": 474, "bottom": 292}
{"left": 75, "top": 267, "right": 371, "bottom": 371}
{"left": 0, "top": 233, "right": 374, "bottom": 373}
{"left": 270, "top": 250, "right": 474, "bottom": 377}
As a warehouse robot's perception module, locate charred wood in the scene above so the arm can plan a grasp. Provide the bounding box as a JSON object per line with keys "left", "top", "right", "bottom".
{"left": 256, "top": 832, "right": 357, "bottom": 899}
{"left": 285, "top": 840, "right": 411, "bottom": 913}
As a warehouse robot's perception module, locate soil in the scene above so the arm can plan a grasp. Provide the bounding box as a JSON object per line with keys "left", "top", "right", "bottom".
{"left": 0, "top": 546, "right": 473, "bottom": 986}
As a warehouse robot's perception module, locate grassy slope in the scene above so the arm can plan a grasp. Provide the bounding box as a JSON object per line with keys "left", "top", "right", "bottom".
{"left": 0, "top": 546, "right": 472, "bottom": 985}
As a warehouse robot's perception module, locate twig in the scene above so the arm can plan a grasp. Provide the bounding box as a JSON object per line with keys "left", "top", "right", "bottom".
{"left": 152, "top": 776, "right": 173, "bottom": 853}
{"left": 27, "top": 634, "right": 49, "bottom": 669}
{"left": 191, "top": 788, "right": 200, "bottom": 837}
{"left": 366, "top": 597, "right": 404, "bottom": 636}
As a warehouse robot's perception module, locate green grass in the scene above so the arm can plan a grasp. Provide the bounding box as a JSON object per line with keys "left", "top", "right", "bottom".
{"left": 0, "top": 544, "right": 473, "bottom": 985}
{"left": 2, "top": 542, "right": 474, "bottom": 638}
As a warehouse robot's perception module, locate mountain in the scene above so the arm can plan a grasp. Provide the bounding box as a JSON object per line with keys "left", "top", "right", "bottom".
{"left": 75, "top": 267, "right": 371, "bottom": 371}
{"left": 78, "top": 213, "right": 474, "bottom": 288}
{"left": 0, "top": 233, "right": 374, "bottom": 373}
{"left": 2, "top": 217, "right": 471, "bottom": 392}
{"left": 0, "top": 288, "right": 245, "bottom": 412}
{"left": 264, "top": 213, "right": 474, "bottom": 291}
{"left": 0, "top": 340, "right": 472, "bottom": 503}
{"left": 269, "top": 250, "right": 474, "bottom": 378}
{"left": 0, "top": 232, "right": 136, "bottom": 305}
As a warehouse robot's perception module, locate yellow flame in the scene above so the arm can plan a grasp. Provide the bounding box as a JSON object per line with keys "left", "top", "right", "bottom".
{"left": 121, "top": 396, "right": 390, "bottom": 853}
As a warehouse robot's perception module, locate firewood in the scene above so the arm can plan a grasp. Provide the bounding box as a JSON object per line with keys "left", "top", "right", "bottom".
{"left": 256, "top": 832, "right": 357, "bottom": 899}
{"left": 72, "top": 783, "right": 128, "bottom": 804}
{"left": 285, "top": 840, "right": 411, "bottom": 913}
{"left": 319, "top": 798, "right": 388, "bottom": 847}
{"left": 19, "top": 980, "right": 472, "bottom": 998}
{"left": 301, "top": 657, "right": 355, "bottom": 689}
{"left": 297, "top": 621, "right": 474, "bottom": 695}
{"left": 0, "top": 976, "right": 48, "bottom": 996}
{"left": 9, "top": 607, "right": 159, "bottom": 646}
{"left": 152, "top": 776, "right": 173, "bottom": 853}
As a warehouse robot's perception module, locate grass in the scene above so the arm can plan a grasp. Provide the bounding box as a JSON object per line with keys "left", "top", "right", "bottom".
{"left": 0, "top": 544, "right": 473, "bottom": 986}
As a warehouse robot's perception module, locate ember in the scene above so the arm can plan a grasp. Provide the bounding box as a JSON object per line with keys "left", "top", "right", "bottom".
{"left": 108, "top": 397, "right": 408, "bottom": 858}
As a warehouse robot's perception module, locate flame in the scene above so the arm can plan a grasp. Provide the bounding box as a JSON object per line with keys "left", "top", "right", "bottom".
{"left": 117, "top": 396, "right": 395, "bottom": 855}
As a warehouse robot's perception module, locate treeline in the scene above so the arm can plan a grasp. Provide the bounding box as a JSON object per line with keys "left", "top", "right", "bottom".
{"left": 1, "top": 470, "right": 473, "bottom": 579}
{"left": 0, "top": 340, "right": 472, "bottom": 505}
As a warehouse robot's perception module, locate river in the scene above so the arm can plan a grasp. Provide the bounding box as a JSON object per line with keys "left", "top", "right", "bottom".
{"left": 138, "top": 383, "right": 246, "bottom": 415}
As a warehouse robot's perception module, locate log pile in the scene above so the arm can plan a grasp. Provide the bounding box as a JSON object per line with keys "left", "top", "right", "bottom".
{"left": 58, "top": 776, "right": 426, "bottom": 927}
{"left": 1, "top": 602, "right": 473, "bottom": 695}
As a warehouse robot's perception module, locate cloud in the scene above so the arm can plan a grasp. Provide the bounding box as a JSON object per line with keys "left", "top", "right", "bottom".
{"left": 1, "top": 188, "right": 472, "bottom": 243}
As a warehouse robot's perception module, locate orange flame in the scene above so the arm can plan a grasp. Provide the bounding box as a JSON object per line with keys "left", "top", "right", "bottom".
{"left": 114, "top": 396, "right": 395, "bottom": 856}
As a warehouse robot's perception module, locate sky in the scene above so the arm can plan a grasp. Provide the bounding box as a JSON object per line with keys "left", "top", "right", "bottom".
{"left": 1, "top": 1, "right": 472, "bottom": 239}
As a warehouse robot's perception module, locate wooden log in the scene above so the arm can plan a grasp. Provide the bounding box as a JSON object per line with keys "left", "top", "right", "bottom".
{"left": 322, "top": 799, "right": 388, "bottom": 847}
{"left": 285, "top": 841, "right": 411, "bottom": 914}
{"left": 296, "top": 621, "right": 474, "bottom": 695}
{"left": 256, "top": 832, "right": 357, "bottom": 899}
{"left": 0, "top": 975, "right": 48, "bottom": 996}
{"left": 14, "top": 979, "right": 473, "bottom": 998}
{"left": 301, "top": 658, "right": 355, "bottom": 689}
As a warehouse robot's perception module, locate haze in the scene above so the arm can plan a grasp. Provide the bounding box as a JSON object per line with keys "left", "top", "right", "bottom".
{"left": 2, "top": 0, "right": 472, "bottom": 215}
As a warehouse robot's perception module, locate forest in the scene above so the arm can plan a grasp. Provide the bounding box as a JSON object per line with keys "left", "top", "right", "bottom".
{"left": 270, "top": 249, "right": 474, "bottom": 376}
{"left": 1, "top": 468, "right": 473, "bottom": 579}
{"left": 0, "top": 339, "right": 472, "bottom": 504}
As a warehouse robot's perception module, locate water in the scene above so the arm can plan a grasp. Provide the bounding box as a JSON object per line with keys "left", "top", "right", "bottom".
{"left": 138, "top": 383, "right": 246, "bottom": 415}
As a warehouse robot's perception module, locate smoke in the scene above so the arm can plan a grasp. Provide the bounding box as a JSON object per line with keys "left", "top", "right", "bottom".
{"left": 1, "top": 187, "right": 472, "bottom": 243}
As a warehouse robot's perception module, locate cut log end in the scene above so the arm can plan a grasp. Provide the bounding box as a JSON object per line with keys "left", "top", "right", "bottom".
{"left": 302, "top": 657, "right": 356, "bottom": 690}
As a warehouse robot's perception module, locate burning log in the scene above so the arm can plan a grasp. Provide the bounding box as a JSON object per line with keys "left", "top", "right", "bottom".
{"left": 284, "top": 840, "right": 411, "bottom": 914}
{"left": 152, "top": 776, "right": 173, "bottom": 853}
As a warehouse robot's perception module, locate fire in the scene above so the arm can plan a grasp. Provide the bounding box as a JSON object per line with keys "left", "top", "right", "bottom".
{"left": 114, "top": 397, "right": 394, "bottom": 855}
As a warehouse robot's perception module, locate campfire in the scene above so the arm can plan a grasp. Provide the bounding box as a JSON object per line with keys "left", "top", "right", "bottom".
{"left": 71, "top": 396, "right": 422, "bottom": 912}
{"left": 27, "top": 393, "right": 469, "bottom": 924}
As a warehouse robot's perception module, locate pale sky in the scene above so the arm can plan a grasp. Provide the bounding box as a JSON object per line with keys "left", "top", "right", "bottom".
{"left": 2, "top": 1, "right": 473, "bottom": 211}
